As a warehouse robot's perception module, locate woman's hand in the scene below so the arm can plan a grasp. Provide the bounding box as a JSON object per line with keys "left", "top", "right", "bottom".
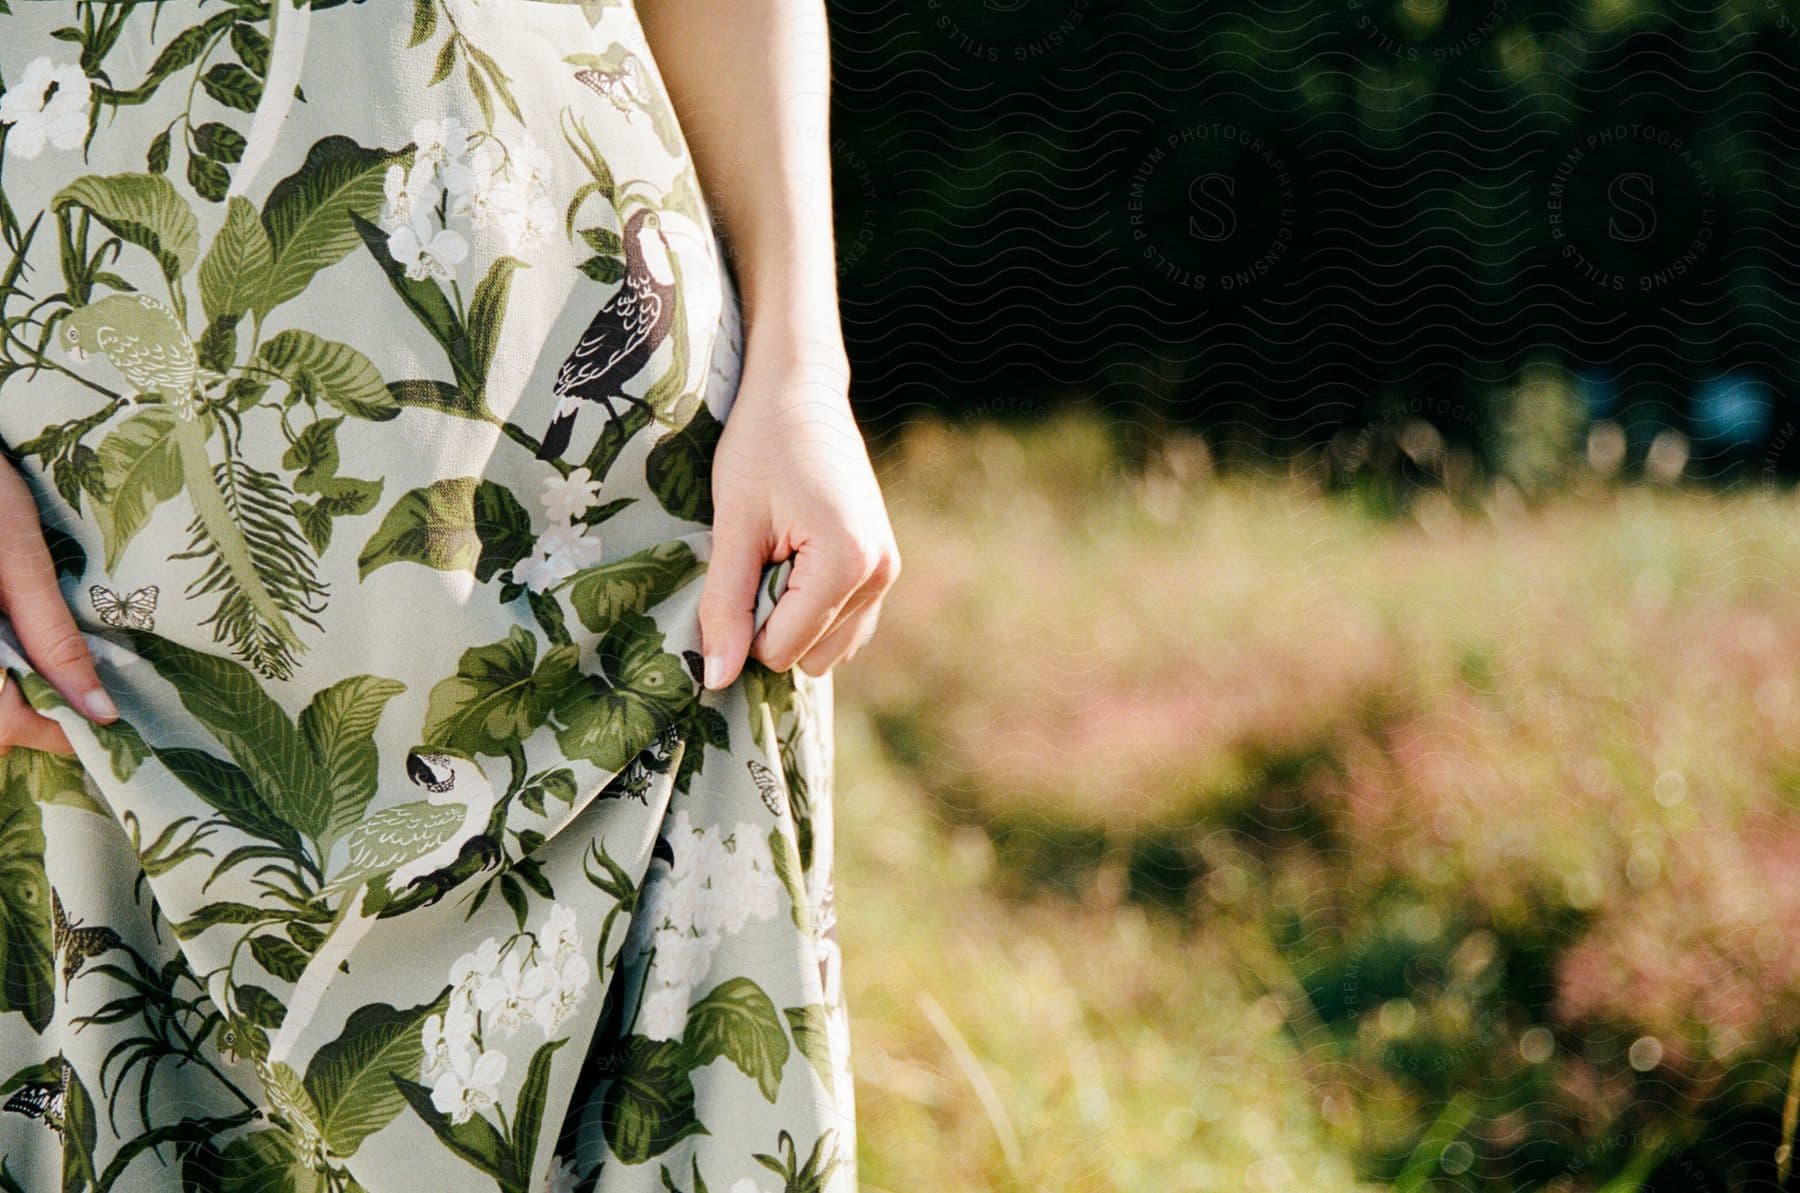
{"left": 0, "top": 455, "right": 119, "bottom": 755}
{"left": 697, "top": 342, "right": 900, "bottom": 690}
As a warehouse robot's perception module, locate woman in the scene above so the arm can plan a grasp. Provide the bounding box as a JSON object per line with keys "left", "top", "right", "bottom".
{"left": 0, "top": 1, "right": 896, "bottom": 1189}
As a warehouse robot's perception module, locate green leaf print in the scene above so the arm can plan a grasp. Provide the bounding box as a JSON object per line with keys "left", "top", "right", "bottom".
{"left": 391, "top": 1075, "right": 509, "bottom": 1177}
{"left": 154, "top": 747, "right": 304, "bottom": 860}
{"left": 199, "top": 196, "right": 275, "bottom": 325}
{"left": 284, "top": 417, "right": 385, "bottom": 553}
{"left": 64, "top": 1062, "right": 102, "bottom": 1192}
{"left": 259, "top": 137, "right": 395, "bottom": 318}
{"left": 230, "top": 23, "right": 272, "bottom": 79}
{"left": 564, "top": 541, "right": 705, "bottom": 631}
{"left": 172, "top": 899, "right": 276, "bottom": 940}
{"left": 506, "top": 1038, "right": 569, "bottom": 1184}
{"left": 350, "top": 212, "right": 507, "bottom": 413}
{"left": 466, "top": 255, "right": 525, "bottom": 386}
{"left": 194, "top": 122, "right": 249, "bottom": 165}
{"left": 298, "top": 674, "right": 408, "bottom": 848}
{"left": 130, "top": 630, "right": 401, "bottom": 858}
{"left": 94, "top": 1111, "right": 261, "bottom": 1193}
{"left": 644, "top": 406, "right": 722, "bottom": 524}
{"left": 250, "top": 933, "right": 310, "bottom": 983}
{"left": 258, "top": 330, "right": 399, "bottom": 421}
{"left": 407, "top": 0, "right": 438, "bottom": 48}
{"left": 87, "top": 408, "right": 185, "bottom": 572}
{"left": 551, "top": 613, "right": 693, "bottom": 773}
{"left": 752, "top": 1128, "right": 843, "bottom": 1193}
{"left": 187, "top": 151, "right": 233, "bottom": 204}
{"left": 347, "top": 208, "right": 458, "bottom": 351}
{"left": 682, "top": 977, "right": 789, "bottom": 1103}
{"left": 51, "top": 173, "right": 200, "bottom": 286}
{"left": 783, "top": 1004, "right": 836, "bottom": 1098}
{"left": 201, "top": 62, "right": 263, "bottom": 113}
{"left": 0, "top": 760, "right": 54, "bottom": 1034}
{"left": 422, "top": 625, "right": 580, "bottom": 759}
{"left": 767, "top": 825, "right": 811, "bottom": 936}
{"left": 94, "top": 11, "right": 237, "bottom": 108}
{"left": 601, "top": 1035, "right": 707, "bottom": 1165}
{"left": 357, "top": 477, "right": 533, "bottom": 581}
{"left": 170, "top": 413, "right": 323, "bottom": 676}
{"left": 12, "top": 749, "right": 106, "bottom": 815}
{"left": 304, "top": 995, "right": 443, "bottom": 1158}
{"left": 212, "top": 1128, "right": 312, "bottom": 1193}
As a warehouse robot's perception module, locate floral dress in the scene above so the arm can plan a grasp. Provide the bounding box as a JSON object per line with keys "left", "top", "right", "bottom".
{"left": 0, "top": 3, "right": 856, "bottom": 1191}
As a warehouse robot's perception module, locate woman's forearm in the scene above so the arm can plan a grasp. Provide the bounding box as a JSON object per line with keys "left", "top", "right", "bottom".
{"left": 636, "top": 0, "right": 846, "bottom": 373}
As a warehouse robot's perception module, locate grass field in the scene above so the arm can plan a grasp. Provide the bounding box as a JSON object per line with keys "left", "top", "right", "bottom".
{"left": 832, "top": 411, "right": 1800, "bottom": 1192}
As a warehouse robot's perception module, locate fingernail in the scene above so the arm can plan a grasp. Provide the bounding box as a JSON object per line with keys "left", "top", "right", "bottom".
{"left": 84, "top": 688, "right": 118, "bottom": 721}
{"left": 703, "top": 655, "right": 726, "bottom": 690}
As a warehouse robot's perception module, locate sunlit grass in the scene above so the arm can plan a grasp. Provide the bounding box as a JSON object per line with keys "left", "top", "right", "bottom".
{"left": 835, "top": 409, "right": 1800, "bottom": 1189}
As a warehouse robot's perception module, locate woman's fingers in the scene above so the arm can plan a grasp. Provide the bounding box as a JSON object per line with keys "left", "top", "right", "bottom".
{"left": 0, "top": 458, "right": 118, "bottom": 738}
{"left": 752, "top": 528, "right": 898, "bottom": 675}
{"left": 796, "top": 593, "right": 885, "bottom": 677}
{"left": 0, "top": 667, "right": 76, "bottom": 756}
{"left": 698, "top": 507, "right": 773, "bottom": 692}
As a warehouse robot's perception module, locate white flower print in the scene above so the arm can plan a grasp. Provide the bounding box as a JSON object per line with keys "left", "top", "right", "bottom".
{"left": 539, "top": 902, "right": 584, "bottom": 964}
{"left": 440, "top": 156, "right": 478, "bottom": 217}
{"left": 420, "top": 1001, "right": 477, "bottom": 1081}
{"left": 540, "top": 468, "right": 601, "bottom": 525}
{"left": 730, "top": 1181, "right": 777, "bottom": 1193}
{"left": 387, "top": 208, "right": 468, "bottom": 281}
{"left": 476, "top": 949, "right": 546, "bottom": 1038}
{"left": 530, "top": 955, "right": 591, "bottom": 1033}
{"left": 0, "top": 57, "right": 91, "bottom": 160}
{"left": 450, "top": 937, "right": 502, "bottom": 1009}
{"left": 430, "top": 1044, "right": 507, "bottom": 1124}
{"left": 412, "top": 115, "right": 471, "bottom": 169}
{"left": 496, "top": 189, "right": 556, "bottom": 253}
{"left": 381, "top": 161, "right": 441, "bottom": 233}
{"left": 637, "top": 984, "right": 689, "bottom": 1042}
{"left": 512, "top": 136, "right": 555, "bottom": 196}
{"left": 545, "top": 1155, "right": 581, "bottom": 1193}
{"left": 465, "top": 176, "right": 516, "bottom": 237}
{"left": 463, "top": 134, "right": 556, "bottom": 251}
{"left": 515, "top": 521, "right": 603, "bottom": 594}
{"left": 651, "top": 924, "right": 714, "bottom": 989}
{"left": 667, "top": 809, "right": 726, "bottom": 880}
{"left": 698, "top": 826, "right": 782, "bottom": 937}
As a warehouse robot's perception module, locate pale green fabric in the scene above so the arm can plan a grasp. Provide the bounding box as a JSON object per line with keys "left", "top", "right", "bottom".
{"left": 0, "top": 3, "right": 856, "bottom": 1190}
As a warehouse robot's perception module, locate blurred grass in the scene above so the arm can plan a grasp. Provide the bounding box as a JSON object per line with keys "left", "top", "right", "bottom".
{"left": 833, "top": 408, "right": 1800, "bottom": 1191}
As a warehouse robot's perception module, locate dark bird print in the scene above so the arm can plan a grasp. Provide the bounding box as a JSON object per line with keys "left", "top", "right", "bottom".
{"left": 536, "top": 207, "right": 677, "bottom": 462}
{"left": 52, "top": 888, "right": 123, "bottom": 993}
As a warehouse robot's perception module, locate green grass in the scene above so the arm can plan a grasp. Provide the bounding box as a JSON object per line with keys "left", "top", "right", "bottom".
{"left": 833, "top": 410, "right": 1800, "bottom": 1191}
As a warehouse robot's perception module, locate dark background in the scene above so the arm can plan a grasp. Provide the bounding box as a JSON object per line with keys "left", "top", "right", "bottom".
{"left": 826, "top": 0, "right": 1800, "bottom": 478}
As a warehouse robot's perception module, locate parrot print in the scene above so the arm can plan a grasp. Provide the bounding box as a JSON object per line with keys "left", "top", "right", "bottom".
{"left": 61, "top": 294, "right": 202, "bottom": 420}
{"left": 0, "top": 3, "right": 858, "bottom": 1192}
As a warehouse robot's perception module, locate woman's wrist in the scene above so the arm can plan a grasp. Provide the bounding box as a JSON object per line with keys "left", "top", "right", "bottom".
{"left": 738, "top": 290, "right": 850, "bottom": 392}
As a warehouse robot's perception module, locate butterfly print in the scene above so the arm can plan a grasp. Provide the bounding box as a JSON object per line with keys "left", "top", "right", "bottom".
{"left": 573, "top": 55, "right": 648, "bottom": 115}
{"left": 51, "top": 889, "right": 122, "bottom": 993}
{"left": 89, "top": 583, "right": 157, "bottom": 630}
{"left": 2, "top": 1060, "right": 69, "bottom": 1135}
{"left": 746, "top": 759, "right": 785, "bottom": 816}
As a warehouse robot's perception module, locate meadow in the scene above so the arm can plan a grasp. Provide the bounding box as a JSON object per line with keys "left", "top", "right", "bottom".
{"left": 833, "top": 411, "right": 1800, "bottom": 1192}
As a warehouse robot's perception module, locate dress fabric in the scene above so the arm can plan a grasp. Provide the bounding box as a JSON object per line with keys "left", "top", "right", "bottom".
{"left": 0, "top": 2, "right": 856, "bottom": 1190}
